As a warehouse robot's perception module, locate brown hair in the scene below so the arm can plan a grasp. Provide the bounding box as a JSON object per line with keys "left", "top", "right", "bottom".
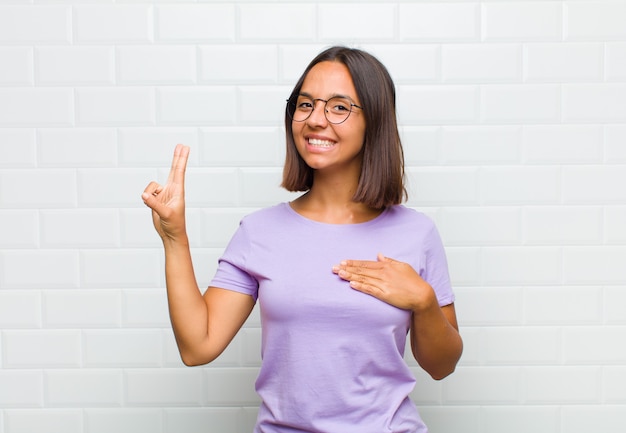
{"left": 281, "top": 46, "right": 407, "bottom": 209}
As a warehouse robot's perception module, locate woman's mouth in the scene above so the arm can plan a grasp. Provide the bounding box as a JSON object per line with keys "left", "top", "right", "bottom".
{"left": 308, "top": 138, "right": 335, "bottom": 148}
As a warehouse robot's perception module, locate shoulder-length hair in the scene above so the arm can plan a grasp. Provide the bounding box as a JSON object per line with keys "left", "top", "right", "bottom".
{"left": 281, "top": 46, "right": 407, "bottom": 209}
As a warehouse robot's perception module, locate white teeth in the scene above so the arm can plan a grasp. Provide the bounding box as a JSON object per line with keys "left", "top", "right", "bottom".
{"left": 309, "top": 138, "right": 335, "bottom": 147}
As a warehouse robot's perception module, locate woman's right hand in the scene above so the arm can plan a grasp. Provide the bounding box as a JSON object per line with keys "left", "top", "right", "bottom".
{"left": 141, "top": 144, "right": 190, "bottom": 244}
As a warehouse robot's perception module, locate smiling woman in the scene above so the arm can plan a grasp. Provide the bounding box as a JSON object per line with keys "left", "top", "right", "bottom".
{"left": 142, "top": 46, "right": 462, "bottom": 433}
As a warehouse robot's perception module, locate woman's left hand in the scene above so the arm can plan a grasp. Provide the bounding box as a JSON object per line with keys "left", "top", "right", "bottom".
{"left": 332, "top": 253, "right": 438, "bottom": 312}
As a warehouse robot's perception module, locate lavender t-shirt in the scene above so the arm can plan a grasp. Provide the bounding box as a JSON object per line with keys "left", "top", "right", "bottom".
{"left": 211, "top": 203, "right": 454, "bottom": 433}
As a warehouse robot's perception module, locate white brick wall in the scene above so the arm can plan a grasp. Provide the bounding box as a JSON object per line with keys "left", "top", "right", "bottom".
{"left": 0, "top": 1, "right": 624, "bottom": 432}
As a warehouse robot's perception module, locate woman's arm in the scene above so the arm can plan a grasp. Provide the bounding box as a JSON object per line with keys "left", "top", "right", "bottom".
{"left": 142, "top": 144, "right": 254, "bottom": 366}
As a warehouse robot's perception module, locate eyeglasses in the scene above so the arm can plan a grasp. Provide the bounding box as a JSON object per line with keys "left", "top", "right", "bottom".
{"left": 286, "top": 95, "right": 362, "bottom": 124}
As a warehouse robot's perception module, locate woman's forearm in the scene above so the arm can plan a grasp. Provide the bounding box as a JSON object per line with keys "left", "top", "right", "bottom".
{"left": 410, "top": 301, "right": 463, "bottom": 380}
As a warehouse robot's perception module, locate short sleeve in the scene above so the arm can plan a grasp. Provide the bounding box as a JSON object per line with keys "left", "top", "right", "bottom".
{"left": 209, "top": 220, "right": 259, "bottom": 301}
{"left": 422, "top": 224, "right": 455, "bottom": 307}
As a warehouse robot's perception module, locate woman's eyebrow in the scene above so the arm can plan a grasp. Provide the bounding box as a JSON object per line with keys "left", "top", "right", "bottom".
{"left": 298, "top": 91, "right": 354, "bottom": 101}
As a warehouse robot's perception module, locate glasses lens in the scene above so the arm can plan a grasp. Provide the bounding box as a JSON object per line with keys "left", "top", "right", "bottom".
{"left": 325, "top": 97, "right": 352, "bottom": 124}
{"left": 288, "top": 96, "right": 313, "bottom": 122}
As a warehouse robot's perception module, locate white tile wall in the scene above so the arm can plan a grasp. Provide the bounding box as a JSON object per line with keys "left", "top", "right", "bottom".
{"left": 0, "top": 1, "right": 624, "bottom": 433}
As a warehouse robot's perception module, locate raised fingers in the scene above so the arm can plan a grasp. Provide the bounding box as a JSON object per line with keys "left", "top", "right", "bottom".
{"left": 166, "top": 144, "right": 190, "bottom": 185}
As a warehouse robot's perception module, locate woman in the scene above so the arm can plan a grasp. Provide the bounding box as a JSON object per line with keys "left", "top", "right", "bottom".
{"left": 142, "top": 46, "right": 462, "bottom": 433}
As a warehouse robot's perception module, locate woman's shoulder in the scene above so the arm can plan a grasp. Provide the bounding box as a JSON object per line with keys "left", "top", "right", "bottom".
{"left": 385, "top": 204, "right": 436, "bottom": 229}
{"left": 239, "top": 202, "right": 292, "bottom": 227}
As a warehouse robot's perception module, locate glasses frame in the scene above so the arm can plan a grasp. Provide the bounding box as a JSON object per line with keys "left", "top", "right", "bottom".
{"left": 286, "top": 95, "right": 363, "bottom": 125}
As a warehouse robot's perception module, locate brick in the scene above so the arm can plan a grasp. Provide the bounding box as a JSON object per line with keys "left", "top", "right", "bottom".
{"left": 0, "top": 371, "right": 43, "bottom": 407}
{"left": 399, "top": 3, "right": 478, "bottom": 41}
{"left": 524, "top": 43, "right": 603, "bottom": 82}
{"left": 200, "top": 209, "right": 252, "bottom": 248}
{"left": 0, "top": 129, "right": 36, "bottom": 167}
{"left": 446, "top": 247, "right": 482, "bottom": 286}
{"left": 74, "top": 5, "right": 152, "bottom": 43}
{"left": 562, "top": 166, "right": 626, "bottom": 203}
{"left": 184, "top": 168, "right": 240, "bottom": 206}
{"left": 164, "top": 407, "right": 249, "bottom": 433}
{"left": 119, "top": 209, "right": 163, "bottom": 248}
{"left": 563, "top": 246, "right": 626, "bottom": 285}
{"left": 420, "top": 406, "right": 480, "bottom": 433}
{"left": 524, "top": 286, "right": 603, "bottom": 325}
{"left": 605, "top": 287, "right": 626, "bottom": 324}
{"left": 319, "top": 4, "right": 395, "bottom": 41}
{"left": 482, "top": 2, "right": 562, "bottom": 41}
{"left": 523, "top": 125, "right": 602, "bottom": 163}
{"left": 562, "top": 405, "right": 626, "bottom": 433}
{"left": 409, "top": 367, "right": 444, "bottom": 404}
{"left": 565, "top": 1, "right": 626, "bottom": 40}
{"left": 482, "top": 247, "right": 560, "bottom": 285}
{"left": 36, "top": 47, "right": 114, "bottom": 85}
{"left": 81, "top": 250, "right": 161, "bottom": 288}
{"left": 0, "top": 88, "right": 73, "bottom": 126}
{"left": 76, "top": 168, "right": 156, "bottom": 207}
{"left": 0, "top": 47, "right": 33, "bottom": 85}
{"left": 401, "top": 126, "right": 441, "bottom": 165}
{"left": 406, "top": 167, "right": 478, "bottom": 206}
{"left": 440, "top": 207, "right": 521, "bottom": 246}
{"left": 240, "top": 327, "right": 262, "bottom": 367}
{"left": 126, "top": 369, "right": 203, "bottom": 405}
{"left": 524, "top": 366, "right": 601, "bottom": 403}
{"left": 38, "top": 128, "right": 117, "bottom": 167}
{"left": 121, "top": 289, "right": 169, "bottom": 328}
{"left": 199, "top": 45, "right": 278, "bottom": 83}
{"left": 482, "top": 327, "right": 560, "bottom": 365}
{"left": 199, "top": 127, "right": 282, "bottom": 167}
{"left": 4, "top": 409, "right": 82, "bottom": 433}
{"left": 523, "top": 206, "right": 603, "bottom": 245}
{"left": 239, "top": 86, "right": 290, "bottom": 125}
{"left": 84, "top": 409, "right": 162, "bottom": 433}
{"left": 1, "top": 250, "right": 79, "bottom": 289}
{"left": 604, "top": 366, "right": 626, "bottom": 403}
{"left": 480, "top": 166, "right": 559, "bottom": 204}
{"left": 156, "top": 4, "right": 235, "bottom": 42}
{"left": 40, "top": 209, "right": 119, "bottom": 248}
{"left": 156, "top": 87, "right": 236, "bottom": 125}
{"left": 480, "top": 84, "right": 560, "bottom": 123}
{"left": 442, "top": 126, "right": 521, "bottom": 164}
{"left": 482, "top": 406, "right": 559, "bottom": 433}
{"left": 0, "top": 169, "right": 76, "bottom": 208}
{"left": 563, "top": 84, "right": 626, "bottom": 122}
{"left": 563, "top": 327, "right": 626, "bottom": 364}
{"left": 118, "top": 46, "right": 196, "bottom": 85}
{"left": 204, "top": 368, "right": 260, "bottom": 405}
{"left": 76, "top": 88, "right": 155, "bottom": 126}
{"left": 454, "top": 287, "right": 523, "bottom": 325}
{"left": 362, "top": 44, "right": 440, "bottom": 84}
{"left": 606, "top": 43, "right": 626, "bottom": 81}
{"left": 605, "top": 206, "right": 626, "bottom": 244}
{"left": 239, "top": 168, "right": 302, "bottom": 207}
{"left": 239, "top": 4, "right": 315, "bottom": 41}
{"left": 398, "top": 85, "right": 479, "bottom": 124}
{"left": 0, "top": 291, "right": 41, "bottom": 328}
{"left": 0, "top": 6, "right": 70, "bottom": 43}
{"left": 442, "top": 44, "right": 521, "bottom": 83}
{"left": 443, "top": 366, "right": 521, "bottom": 403}
{"left": 606, "top": 125, "right": 626, "bottom": 162}
{"left": 0, "top": 210, "right": 38, "bottom": 248}
{"left": 3, "top": 330, "right": 81, "bottom": 368}
{"left": 83, "top": 330, "right": 162, "bottom": 367}
{"left": 43, "top": 290, "right": 121, "bottom": 328}
{"left": 45, "top": 370, "right": 123, "bottom": 406}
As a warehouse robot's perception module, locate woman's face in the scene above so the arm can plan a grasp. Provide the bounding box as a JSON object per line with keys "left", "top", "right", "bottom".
{"left": 291, "top": 61, "right": 366, "bottom": 175}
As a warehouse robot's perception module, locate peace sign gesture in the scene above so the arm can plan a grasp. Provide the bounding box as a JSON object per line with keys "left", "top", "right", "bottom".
{"left": 141, "top": 144, "right": 190, "bottom": 244}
